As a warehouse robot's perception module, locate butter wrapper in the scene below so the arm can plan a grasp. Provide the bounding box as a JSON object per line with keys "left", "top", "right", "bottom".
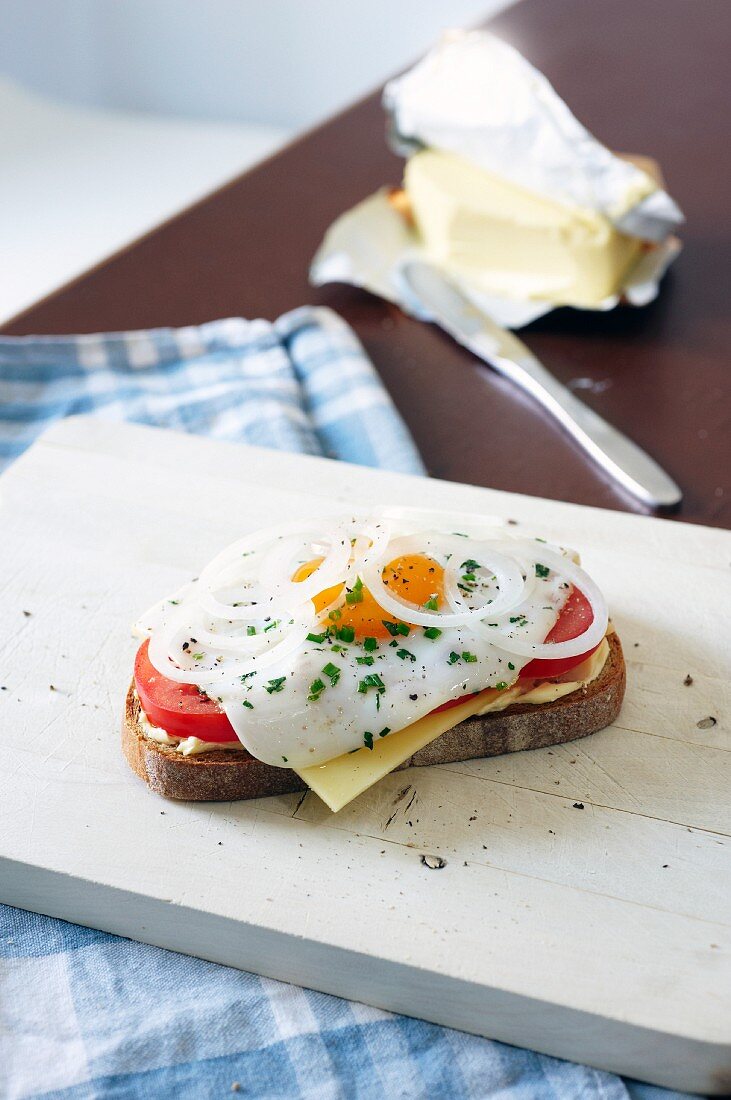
{"left": 311, "top": 30, "right": 683, "bottom": 329}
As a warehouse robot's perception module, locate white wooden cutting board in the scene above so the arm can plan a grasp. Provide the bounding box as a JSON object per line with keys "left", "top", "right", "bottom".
{"left": 1, "top": 416, "right": 729, "bottom": 1094}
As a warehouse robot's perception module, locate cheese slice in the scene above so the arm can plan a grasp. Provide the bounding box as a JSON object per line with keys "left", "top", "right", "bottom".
{"left": 295, "top": 639, "right": 610, "bottom": 812}
{"left": 404, "top": 149, "right": 644, "bottom": 307}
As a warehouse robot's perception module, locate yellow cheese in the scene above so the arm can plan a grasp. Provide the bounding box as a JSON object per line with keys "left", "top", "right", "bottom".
{"left": 404, "top": 149, "right": 644, "bottom": 307}
{"left": 296, "top": 639, "right": 609, "bottom": 812}
{"left": 295, "top": 688, "right": 504, "bottom": 813}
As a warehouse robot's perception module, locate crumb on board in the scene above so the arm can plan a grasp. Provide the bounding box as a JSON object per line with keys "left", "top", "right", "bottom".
{"left": 683, "top": 674, "right": 693, "bottom": 686}
{"left": 696, "top": 716, "right": 717, "bottom": 729}
{"left": 573, "top": 802, "right": 585, "bottom": 809}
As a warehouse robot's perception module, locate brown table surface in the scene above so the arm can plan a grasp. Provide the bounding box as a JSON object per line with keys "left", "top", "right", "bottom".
{"left": 5, "top": 0, "right": 730, "bottom": 529}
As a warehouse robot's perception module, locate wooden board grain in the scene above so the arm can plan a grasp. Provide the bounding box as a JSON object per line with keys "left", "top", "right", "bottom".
{"left": 1, "top": 417, "right": 729, "bottom": 1094}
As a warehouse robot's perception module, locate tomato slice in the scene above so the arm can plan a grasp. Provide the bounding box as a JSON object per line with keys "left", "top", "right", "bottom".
{"left": 134, "top": 640, "right": 239, "bottom": 742}
{"left": 520, "top": 587, "right": 598, "bottom": 678}
{"left": 432, "top": 588, "right": 598, "bottom": 713}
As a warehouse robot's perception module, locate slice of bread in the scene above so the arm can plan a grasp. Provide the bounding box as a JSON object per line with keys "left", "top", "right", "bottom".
{"left": 122, "top": 634, "right": 625, "bottom": 802}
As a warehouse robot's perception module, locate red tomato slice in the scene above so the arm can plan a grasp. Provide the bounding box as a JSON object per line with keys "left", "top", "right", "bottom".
{"left": 134, "top": 640, "right": 239, "bottom": 742}
{"left": 431, "top": 588, "right": 598, "bottom": 714}
{"left": 520, "top": 587, "right": 598, "bottom": 678}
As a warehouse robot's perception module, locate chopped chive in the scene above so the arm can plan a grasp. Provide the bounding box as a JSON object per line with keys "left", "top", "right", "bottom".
{"left": 247, "top": 625, "right": 257, "bottom": 636}
{"left": 461, "top": 651, "right": 478, "bottom": 663}
{"left": 535, "top": 563, "right": 550, "bottom": 578}
{"left": 242, "top": 699, "right": 254, "bottom": 709}
{"left": 396, "top": 648, "right": 416, "bottom": 661}
{"left": 192, "top": 653, "right": 204, "bottom": 661}
{"left": 264, "top": 676, "right": 286, "bottom": 694}
{"left": 423, "top": 627, "right": 442, "bottom": 640}
{"left": 337, "top": 625, "right": 355, "bottom": 643}
{"left": 363, "top": 731, "right": 374, "bottom": 751}
{"left": 345, "top": 577, "right": 364, "bottom": 605}
{"left": 328, "top": 608, "right": 342, "bottom": 621}
{"left": 508, "top": 662, "right": 515, "bottom": 671}
{"left": 263, "top": 619, "right": 279, "bottom": 633}
{"left": 423, "top": 596, "right": 439, "bottom": 611}
{"left": 308, "top": 677, "right": 326, "bottom": 701}
{"left": 356, "top": 655, "right": 375, "bottom": 666}
{"left": 535, "top": 537, "right": 547, "bottom": 543}
{"left": 382, "top": 620, "right": 409, "bottom": 637}
{"left": 363, "top": 637, "right": 378, "bottom": 652}
{"left": 322, "top": 662, "right": 340, "bottom": 686}
{"left": 358, "top": 673, "right": 385, "bottom": 695}
{"left": 168, "top": 599, "right": 180, "bottom": 605}
{"left": 306, "top": 630, "right": 328, "bottom": 644}
{"left": 495, "top": 681, "right": 508, "bottom": 690}
{"left": 388, "top": 639, "right": 398, "bottom": 648}
{"left": 379, "top": 727, "right": 391, "bottom": 738}
{"left": 461, "top": 572, "right": 477, "bottom": 583}
{"left": 282, "top": 755, "right": 288, "bottom": 763}
{"left": 460, "top": 559, "right": 481, "bottom": 573}
{"left": 448, "top": 651, "right": 460, "bottom": 665}
{"left": 240, "top": 671, "right": 256, "bottom": 683}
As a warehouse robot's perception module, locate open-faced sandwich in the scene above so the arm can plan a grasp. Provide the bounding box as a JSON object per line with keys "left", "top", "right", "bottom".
{"left": 124, "top": 509, "right": 624, "bottom": 812}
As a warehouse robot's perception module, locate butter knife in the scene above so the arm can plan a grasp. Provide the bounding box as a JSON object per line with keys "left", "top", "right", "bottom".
{"left": 401, "top": 260, "right": 682, "bottom": 509}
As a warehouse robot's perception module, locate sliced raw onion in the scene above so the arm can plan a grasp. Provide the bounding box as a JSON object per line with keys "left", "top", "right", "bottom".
{"left": 475, "top": 543, "right": 608, "bottom": 659}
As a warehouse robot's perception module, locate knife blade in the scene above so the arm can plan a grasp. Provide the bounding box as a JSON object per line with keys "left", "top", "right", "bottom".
{"left": 401, "top": 259, "right": 682, "bottom": 509}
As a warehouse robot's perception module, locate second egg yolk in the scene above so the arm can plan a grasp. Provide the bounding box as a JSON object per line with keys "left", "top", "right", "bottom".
{"left": 292, "top": 554, "right": 444, "bottom": 640}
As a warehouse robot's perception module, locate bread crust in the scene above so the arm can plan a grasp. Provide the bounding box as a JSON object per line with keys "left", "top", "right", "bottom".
{"left": 122, "top": 633, "right": 625, "bottom": 802}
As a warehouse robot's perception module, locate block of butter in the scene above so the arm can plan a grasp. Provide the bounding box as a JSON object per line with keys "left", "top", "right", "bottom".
{"left": 404, "top": 148, "right": 646, "bottom": 307}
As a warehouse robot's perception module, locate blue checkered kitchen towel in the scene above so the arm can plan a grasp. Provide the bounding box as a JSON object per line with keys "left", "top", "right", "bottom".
{"left": 0, "top": 308, "right": 695, "bottom": 1100}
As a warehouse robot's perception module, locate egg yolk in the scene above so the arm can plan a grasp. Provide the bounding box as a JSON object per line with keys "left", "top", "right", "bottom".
{"left": 293, "top": 554, "right": 444, "bottom": 640}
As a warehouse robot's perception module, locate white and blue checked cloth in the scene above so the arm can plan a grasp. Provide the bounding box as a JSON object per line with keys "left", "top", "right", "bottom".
{"left": 0, "top": 307, "right": 694, "bottom": 1100}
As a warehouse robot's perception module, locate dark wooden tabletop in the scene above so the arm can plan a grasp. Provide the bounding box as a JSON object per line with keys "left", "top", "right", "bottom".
{"left": 5, "top": 0, "right": 730, "bottom": 528}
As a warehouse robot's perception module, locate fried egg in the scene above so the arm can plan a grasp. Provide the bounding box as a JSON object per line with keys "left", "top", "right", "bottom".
{"left": 136, "top": 509, "right": 607, "bottom": 769}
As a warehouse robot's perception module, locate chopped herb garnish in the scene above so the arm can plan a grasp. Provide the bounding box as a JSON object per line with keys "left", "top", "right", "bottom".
{"left": 423, "top": 596, "right": 439, "bottom": 611}
{"left": 460, "top": 559, "right": 481, "bottom": 573}
{"left": 247, "top": 625, "right": 257, "bottom": 636}
{"left": 535, "top": 537, "right": 547, "bottom": 543}
{"left": 396, "top": 648, "right": 416, "bottom": 661}
{"left": 509, "top": 615, "right": 529, "bottom": 626}
{"left": 382, "top": 620, "right": 410, "bottom": 637}
{"left": 307, "top": 630, "right": 328, "bottom": 644}
{"left": 168, "top": 599, "right": 180, "bottom": 605}
{"left": 448, "top": 651, "right": 461, "bottom": 665}
{"left": 308, "top": 677, "right": 326, "bottom": 701}
{"left": 282, "top": 755, "right": 288, "bottom": 763}
{"left": 535, "top": 563, "right": 550, "bottom": 578}
{"left": 336, "top": 625, "right": 355, "bottom": 643}
{"left": 461, "top": 651, "right": 478, "bottom": 663}
{"left": 240, "top": 671, "right": 256, "bottom": 683}
{"left": 263, "top": 619, "right": 279, "bottom": 633}
{"left": 242, "top": 699, "right": 254, "bottom": 709}
{"left": 388, "top": 639, "right": 398, "bottom": 647}
{"left": 379, "top": 727, "right": 391, "bottom": 738}
{"left": 423, "top": 627, "right": 442, "bottom": 640}
{"left": 328, "top": 608, "right": 342, "bottom": 621}
{"left": 322, "top": 662, "right": 340, "bottom": 686}
{"left": 358, "top": 673, "right": 385, "bottom": 695}
{"left": 363, "top": 732, "right": 374, "bottom": 751}
{"left": 495, "top": 681, "right": 508, "bottom": 690}
{"left": 345, "top": 577, "right": 364, "bottom": 605}
{"left": 363, "top": 636, "right": 378, "bottom": 652}
{"left": 508, "top": 662, "right": 515, "bottom": 671}
{"left": 356, "top": 655, "right": 375, "bottom": 666}
{"left": 192, "top": 653, "right": 204, "bottom": 661}
{"left": 264, "top": 676, "right": 286, "bottom": 694}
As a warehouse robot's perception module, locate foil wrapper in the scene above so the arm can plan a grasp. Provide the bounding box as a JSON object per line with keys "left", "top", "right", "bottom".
{"left": 311, "top": 30, "right": 683, "bottom": 329}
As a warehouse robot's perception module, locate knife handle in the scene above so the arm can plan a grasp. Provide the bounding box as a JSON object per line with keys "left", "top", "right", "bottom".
{"left": 471, "top": 333, "right": 682, "bottom": 508}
